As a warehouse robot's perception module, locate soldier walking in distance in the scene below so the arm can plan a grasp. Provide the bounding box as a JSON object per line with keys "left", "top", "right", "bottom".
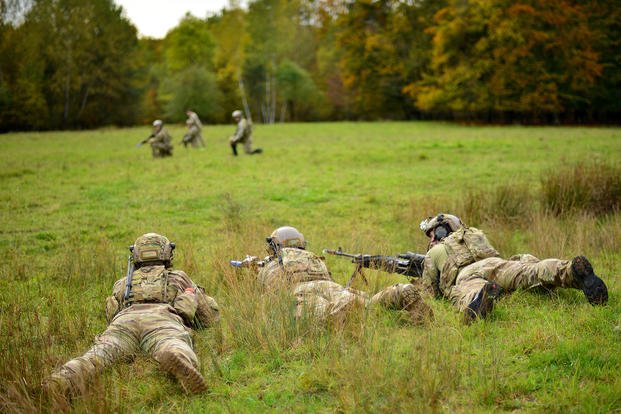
{"left": 240, "top": 226, "right": 432, "bottom": 324}
{"left": 358, "top": 213, "right": 608, "bottom": 323}
{"left": 43, "top": 233, "right": 220, "bottom": 396}
{"left": 182, "top": 110, "right": 206, "bottom": 148}
{"left": 229, "top": 110, "right": 262, "bottom": 156}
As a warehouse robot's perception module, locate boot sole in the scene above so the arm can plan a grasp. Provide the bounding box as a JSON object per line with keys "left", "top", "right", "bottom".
{"left": 572, "top": 256, "right": 608, "bottom": 305}
{"left": 464, "top": 282, "right": 502, "bottom": 324}
{"left": 160, "top": 353, "right": 208, "bottom": 394}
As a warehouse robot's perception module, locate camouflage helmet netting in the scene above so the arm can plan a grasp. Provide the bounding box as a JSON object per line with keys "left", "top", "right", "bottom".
{"left": 270, "top": 226, "right": 306, "bottom": 249}
{"left": 132, "top": 233, "right": 174, "bottom": 264}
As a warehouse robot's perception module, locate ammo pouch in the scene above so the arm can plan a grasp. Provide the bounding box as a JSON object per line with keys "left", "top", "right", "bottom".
{"left": 439, "top": 227, "right": 500, "bottom": 295}
{"left": 124, "top": 266, "right": 176, "bottom": 306}
{"left": 281, "top": 248, "right": 332, "bottom": 284}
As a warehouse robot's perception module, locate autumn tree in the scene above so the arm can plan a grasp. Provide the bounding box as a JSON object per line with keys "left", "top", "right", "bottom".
{"left": 413, "top": 0, "right": 603, "bottom": 122}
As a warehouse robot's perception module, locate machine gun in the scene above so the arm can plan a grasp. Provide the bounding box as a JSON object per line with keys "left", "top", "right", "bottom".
{"left": 322, "top": 247, "right": 369, "bottom": 288}
{"left": 323, "top": 247, "right": 425, "bottom": 287}
{"left": 229, "top": 255, "right": 272, "bottom": 269}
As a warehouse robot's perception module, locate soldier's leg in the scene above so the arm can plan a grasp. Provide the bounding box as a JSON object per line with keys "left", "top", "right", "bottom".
{"left": 450, "top": 258, "right": 505, "bottom": 323}
{"left": 492, "top": 254, "right": 607, "bottom": 304}
{"left": 141, "top": 314, "right": 207, "bottom": 394}
{"left": 294, "top": 280, "right": 367, "bottom": 320}
{"left": 197, "top": 133, "right": 206, "bottom": 147}
{"left": 243, "top": 138, "right": 253, "bottom": 154}
{"left": 44, "top": 316, "right": 139, "bottom": 396}
{"left": 369, "top": 283, "right": 433, "bottom": 325}
{"left": 190, "top": 133, "right": 200, "bottom": 148}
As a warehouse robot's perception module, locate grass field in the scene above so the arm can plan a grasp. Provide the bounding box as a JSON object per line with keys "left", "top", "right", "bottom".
{"left": 0, "top": 122, "right": 620, "bottom": 413}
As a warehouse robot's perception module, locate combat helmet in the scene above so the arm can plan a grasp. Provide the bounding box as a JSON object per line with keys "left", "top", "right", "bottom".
{"left": 153, "top": 119, "right": 163, "bottom": 127}
{"left": 267, "top": 226, "right": 306, "bottom": 255}
{"left": 132, "top": 233, "right": 175, "bottom": 266}
{"left": 232, "top": 110, "right": 243, "bottom": 119}
{"left": 419, "top": 213, "right": 463, "bottom": 242}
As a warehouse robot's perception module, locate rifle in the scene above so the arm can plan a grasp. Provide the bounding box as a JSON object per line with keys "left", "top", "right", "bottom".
{"left": 123, "top": 247, "right": 135, "bottom": 307}
{"left": 136, "top": 133, "right": 155, "bottom": 148}
{"left": 322, "top": 247, "right": 369, "bottom": 288}
{"left": 229, "top": 255, "right": 272, "bottom": 269}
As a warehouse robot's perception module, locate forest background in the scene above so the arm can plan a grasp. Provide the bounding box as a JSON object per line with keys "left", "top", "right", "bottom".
{"left": 1, "top": 0, "right": 620, "bottom": 132}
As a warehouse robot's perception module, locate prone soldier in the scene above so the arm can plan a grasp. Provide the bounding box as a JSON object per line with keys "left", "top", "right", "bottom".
{"left": 43, "top": 233, "right": 220, "bottom": 396}
{"left": 356, "top": 213, "right": 608, "bottom": 323}
{"left": 232, "top": 226, "right": 433, "bottom": 324}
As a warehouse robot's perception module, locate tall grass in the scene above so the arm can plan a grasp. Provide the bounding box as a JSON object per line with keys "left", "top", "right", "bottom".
{"left": 541, "top": 160, "right": 621, "bottom": 216}
{"left": 1, "top": 124, "right": 620, "bottom": 412}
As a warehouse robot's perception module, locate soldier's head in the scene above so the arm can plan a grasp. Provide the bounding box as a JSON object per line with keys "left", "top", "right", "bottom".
{"left": 419, "top": 213, "right": 463, "bottom": 247}
{"left": 131, "top": 233, "right": 175, "bottom": 268}
{"left": 266, "top": 226, "right": 306, "bottom": 255}
{"left": 152, "top": 119, "right": 163, "bottom": 131}
{"left": 232, "top": 110, "right": 243, "bottom": 122}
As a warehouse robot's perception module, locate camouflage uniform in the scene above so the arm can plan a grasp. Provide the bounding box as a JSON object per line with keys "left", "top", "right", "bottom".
{"left": 147, "top": 126, "right": 173, "bottom": 158}
{"left": 229, "top": 117, "right": 257, "bottom": 154}
{"left": 258, "top": 247, "right": 430, "bottom": 323}
{"left": 184, "top": 111, "right": 205, "bottom": 148}
{"left": 45, "top": 235, "right": 219, "bottom": 395}
{"left": 422, "top": 226, "right": 607, "bottom": 316}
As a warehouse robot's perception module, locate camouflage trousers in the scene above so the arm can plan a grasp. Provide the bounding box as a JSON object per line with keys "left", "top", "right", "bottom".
{"left": 449, "top": 254, "right": 575, "bottom": 312}
{"left": 229, "top": 136, "right": 254, "bottom": 154}
{"left": 151, "top": 142, "right": 173, "bottom": 157}
{"left": 293, "top": 281, "right": 432, "bottom": 323}
{"left": 185, "top": 126, "right": 205, "bottom": 148}
{"left": 48, "top": 304, "right": 197, "bottom": 393}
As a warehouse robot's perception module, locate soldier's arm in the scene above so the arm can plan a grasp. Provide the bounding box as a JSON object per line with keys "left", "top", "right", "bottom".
{"left": 105, "top": 278, "right": 126, "bottom": 323}
{"left": 169, "top": 271, "right": 220, "bottom": 329}
{"left": 192, "top": 286, "right": 220, "bottom": 329}
{"left": 232, "top": 123, "right": 244, "bottom": 142}
{"left": 421, "top": 254, "right": 441, "bottom": 297}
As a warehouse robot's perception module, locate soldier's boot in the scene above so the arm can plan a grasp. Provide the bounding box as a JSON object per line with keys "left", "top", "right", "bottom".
{"left": 160, "top": 352, "right": 208, "bottom": 394}
{"left": 571, "top": 256, "right": 608, "bottom": 305}
{"left": 400, "top": 285, "right": 434, "bottom": 325}
{"left": 463, "top": 281, "right": 503, "bottom": 324}
{"left": 251, "top": 148, "right": 263, "bottom": 154}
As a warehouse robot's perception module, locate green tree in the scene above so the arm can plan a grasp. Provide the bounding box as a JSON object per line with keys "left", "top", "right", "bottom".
{"left": 335, "top": 0, "right": 443, "bottom": 119}
{"left": 276, "top": 59, "right": 322, "bottom": 120}
{"left": 160, "top": 66, "right": 222, "bottom": 123}
{"left": 164, "top": 14, "right": 216, "bottom": 73}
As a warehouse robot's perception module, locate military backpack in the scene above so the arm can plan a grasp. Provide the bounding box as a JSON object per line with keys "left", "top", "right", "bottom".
{"left": 440, "top": 227, "right": 500, "bottom": 294}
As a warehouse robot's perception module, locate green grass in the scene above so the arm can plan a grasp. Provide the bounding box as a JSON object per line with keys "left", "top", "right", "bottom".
{"left": 0, "top": 122, "right": 620, "bottom": 413}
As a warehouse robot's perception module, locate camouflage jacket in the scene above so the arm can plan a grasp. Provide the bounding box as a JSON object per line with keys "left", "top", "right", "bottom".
{"left": 105, "top": 265, "right": 219, "bottom": 329}
{"left": 151, "top": 128, "right": 173, "bottom": 148}
{"left": 422, "top": 227, "right": 499, "bottom": 297}
{"left": 257, "top": 248, "right": 333, "bottom": 290}
{"left": 186, "top": 112, "right": 202, "bottom": 131}
{"left": 232, "top": 118, "right": 251, "bottom": 143}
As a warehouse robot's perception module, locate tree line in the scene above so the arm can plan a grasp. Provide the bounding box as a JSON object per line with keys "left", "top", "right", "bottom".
{"left": 1, "top": 0, "right": 619, "bottom": 131}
